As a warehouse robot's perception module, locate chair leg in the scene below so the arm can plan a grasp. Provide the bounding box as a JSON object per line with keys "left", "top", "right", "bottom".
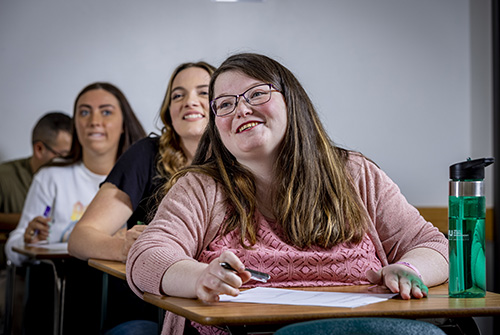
{"left": 422, "top": 317, "right": 482, "bottom": 335}
{"left": 450, "top": 317, "right": 481, "bottom": 335}
{"left": 2, "top": 261, "right": 16, "bottom": 335}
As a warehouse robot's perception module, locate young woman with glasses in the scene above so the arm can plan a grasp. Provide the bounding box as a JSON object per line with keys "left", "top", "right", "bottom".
{"left": 126, "top": 53, "right": 448, "bottom": 335}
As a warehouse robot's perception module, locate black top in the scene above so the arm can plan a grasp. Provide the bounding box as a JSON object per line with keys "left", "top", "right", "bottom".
{"left": 100, "top": 135, "right": 166, "bottom": 329}
{"left": 103, "top": 135, "right": 166, "bottom": 228}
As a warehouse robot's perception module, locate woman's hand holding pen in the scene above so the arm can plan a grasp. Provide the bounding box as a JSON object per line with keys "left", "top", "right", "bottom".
{"left": 195, "top": 251, "right": 251, "bottom": 302}
{"left": 24, "top": 216, "right": 51, "bottom": 244}
{"left": 366, "top": 263, "right": 428, "bottom": 300}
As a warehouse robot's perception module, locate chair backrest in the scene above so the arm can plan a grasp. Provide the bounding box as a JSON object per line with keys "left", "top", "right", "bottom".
{"left": 273, "top": 317, "right": 447, "bottom": 335}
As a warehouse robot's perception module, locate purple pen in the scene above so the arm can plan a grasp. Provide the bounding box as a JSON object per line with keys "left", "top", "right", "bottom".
{"left": 33, "top": 206, "right": 51, "bottom": 241}
{"left": 43, "top": 206, "right": 51, "bottom": 218}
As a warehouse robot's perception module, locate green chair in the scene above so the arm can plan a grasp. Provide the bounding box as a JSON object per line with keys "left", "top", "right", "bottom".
{"left": 273, "top": 317, "right": 447, "bottom": 335}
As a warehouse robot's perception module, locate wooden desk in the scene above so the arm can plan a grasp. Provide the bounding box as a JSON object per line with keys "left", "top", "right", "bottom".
{"left": 12, "top": 244, "right": 69, "bottom": 259}
{"left": 10, "top": 244, "right": 71, "bottom": 335}
{"left": 88, "top": 258, "right": 126, "bottom": 332}
{"left": 144, "top": 284, "right": 500, "bottom": 332}
{"left": 88, "top": 258, "right": 126, "bottom": 280}
{"left": 88, "top": 258, "right": 163, "bottom": 335}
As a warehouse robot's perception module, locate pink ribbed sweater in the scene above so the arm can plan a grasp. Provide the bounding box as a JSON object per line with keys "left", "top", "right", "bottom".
{"left": 126, "top": 154, "right": 448, "bottom": 335}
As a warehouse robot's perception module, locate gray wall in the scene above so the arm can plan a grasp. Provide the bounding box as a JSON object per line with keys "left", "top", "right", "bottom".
{"left": 0, "top": 0, "right": 493, "bottom": 207}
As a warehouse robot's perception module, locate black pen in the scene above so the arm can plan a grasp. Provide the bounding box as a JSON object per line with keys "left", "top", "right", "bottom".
{"left": 220, "top": 262, "right": 271, "bottom": 283}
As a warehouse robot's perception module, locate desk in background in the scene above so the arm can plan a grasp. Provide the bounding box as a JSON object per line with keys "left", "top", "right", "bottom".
{"left": 11, "top": 244, "right": 69, "bottom": 259}
{"left": 144, "top": 283, "right": 500, "bottom": 334}
{"left": 8, "top": 244, "right": 70, "bottom": 335}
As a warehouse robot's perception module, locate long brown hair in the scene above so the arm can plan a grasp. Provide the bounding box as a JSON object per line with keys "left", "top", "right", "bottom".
{"left": 156, "top": 62, "right": 216, "bottom": 178}
{"left": 63, "top": 82, "right": 146, "bottom": 164}
{"left": 169, "top": 53, "right": 369, "bottom": 249}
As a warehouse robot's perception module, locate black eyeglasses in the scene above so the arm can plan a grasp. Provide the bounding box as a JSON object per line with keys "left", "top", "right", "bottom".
{"left": 40, "top": 141, "right": 68, "bottom": 158}
{"left": 210, "top": 83, "right": 280, "bottom": 117}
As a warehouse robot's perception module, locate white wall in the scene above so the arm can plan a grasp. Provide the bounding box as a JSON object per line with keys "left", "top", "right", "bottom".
{"left": 0, "top": 0, "right": 493, "bottom": 206}
{"left": 470, "top": 0, "right": 494, "bottom": 203}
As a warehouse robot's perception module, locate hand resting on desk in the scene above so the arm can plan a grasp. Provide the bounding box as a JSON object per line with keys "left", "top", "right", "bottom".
{"left": 366, "top": 247, "right": 447, "bottom": 300}
{"left": 120, "top": 225, "right": 147, "bottom": 261}
{"left": 366, "top": 263, "right": 428, "bottom": 300}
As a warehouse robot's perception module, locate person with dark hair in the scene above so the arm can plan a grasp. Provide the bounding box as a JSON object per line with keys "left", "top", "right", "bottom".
{"left": 0, "top": 111, "right": 72, "bottom": 232}
{"left": 4, "top": 82, "right": 145, "bottom": 334}
{"left": 63, "top": 82, "right": 147, "bottom": 165}
{"left": 126, "top": 53, "right": 448, "bottom": 335}
{"left": 0, "top": 112, "right": 71, "bottom": 332}
{"left": 6, "top": 82, "right": 146, "bottom": 265}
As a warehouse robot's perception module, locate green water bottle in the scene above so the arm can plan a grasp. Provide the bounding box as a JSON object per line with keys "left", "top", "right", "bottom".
{"left": 448, "top": 157, "right": 494, "bottom": 298}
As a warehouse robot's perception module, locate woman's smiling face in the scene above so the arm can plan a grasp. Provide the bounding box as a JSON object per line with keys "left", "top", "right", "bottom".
{"left": 169, "top": 66, "right": 210, "bottom": 143}
{"left": 213, "top": 70, "right": 287, "bottom": 165}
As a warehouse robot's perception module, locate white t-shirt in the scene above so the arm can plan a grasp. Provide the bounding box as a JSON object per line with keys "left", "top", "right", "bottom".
{"left": 5, "top": 161, "right": 106, "bottom": 266}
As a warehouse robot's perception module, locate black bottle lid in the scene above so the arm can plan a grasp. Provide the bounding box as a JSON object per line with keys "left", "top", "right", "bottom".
{"left": 450, "top": 157, "right": 494, "bottom": 180}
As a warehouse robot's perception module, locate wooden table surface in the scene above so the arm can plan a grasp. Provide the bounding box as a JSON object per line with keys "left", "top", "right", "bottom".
{"left": 12, "top": 244, "right": 69, "bottom": 259}
{"left": 144, "top": 284, "right": 500, "bottom": 327}
{"left": 88, "top": 258, "right": 126, "bottom": 281}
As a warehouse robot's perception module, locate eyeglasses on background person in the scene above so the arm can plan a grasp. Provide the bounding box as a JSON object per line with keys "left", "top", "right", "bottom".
{"left": 211, "top": 83, "right": 280, "bottom": 117}
{"left": 40, "top": 141, "right": 69, "bottom": 158}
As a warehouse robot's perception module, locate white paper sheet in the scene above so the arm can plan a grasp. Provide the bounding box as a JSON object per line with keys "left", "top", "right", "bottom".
{"left": 219, "top": 287, "right": 397, "bottom": 308}
{"left": 28, "top": 242, "right": 68, "bottom": 252}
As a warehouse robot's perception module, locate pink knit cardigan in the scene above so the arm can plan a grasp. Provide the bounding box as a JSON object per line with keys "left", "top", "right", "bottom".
{"left": 127, "top": 153, "right": 448, "bottom": 335}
